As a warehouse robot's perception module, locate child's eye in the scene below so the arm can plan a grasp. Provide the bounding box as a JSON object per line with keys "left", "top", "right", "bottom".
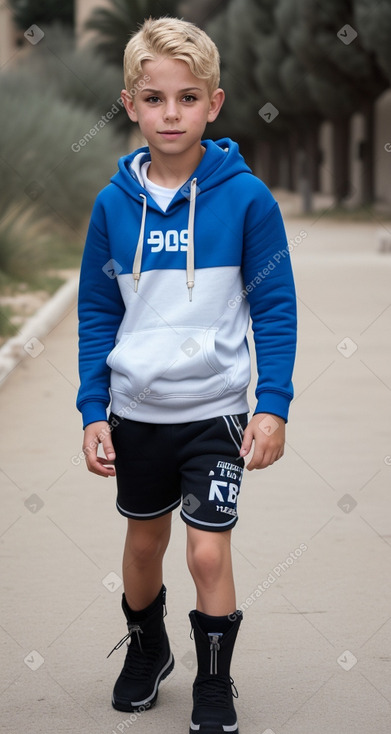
{"left": 182, "top": 95, "right": 197, "bottom": 103}
{"left": 145, "top": 96, "right": 160, "bottom": 104}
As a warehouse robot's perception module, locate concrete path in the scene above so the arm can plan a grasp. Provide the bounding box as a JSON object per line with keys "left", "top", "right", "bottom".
{"left": 1, "top": 212, "right": 391, "bottom": 734}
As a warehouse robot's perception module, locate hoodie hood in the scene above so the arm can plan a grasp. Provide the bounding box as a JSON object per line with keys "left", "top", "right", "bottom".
{"left": 110, "top": 138, "right": 252, "bottom": 204}
{"left": 109, "top": 138, "right": 252, "bottom": 300}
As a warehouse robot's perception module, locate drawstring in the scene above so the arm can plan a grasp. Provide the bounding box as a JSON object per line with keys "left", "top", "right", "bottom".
{"left": 106, "top": 624, "right": 143, "bottom": 658}
{"left": 131, "top": 180, "right": 198, "bottom": 299}
{"left": 186, "top": 177, "right": 197, "bottom": 302}
{"left": 132, "top": 193, "right": 147, "bottom": 292}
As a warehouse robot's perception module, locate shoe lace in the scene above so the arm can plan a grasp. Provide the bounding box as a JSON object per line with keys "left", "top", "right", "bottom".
{"left": 107, "top": 624, "right": 162, "bottom": 680}
{"left": 107, "top": 624, "right": 143, "bottom": 658}
{"left": 195, "top": 674, "right": 238, "bottom": 707}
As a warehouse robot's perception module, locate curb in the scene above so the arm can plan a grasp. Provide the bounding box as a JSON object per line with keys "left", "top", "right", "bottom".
{"left": 0, "top": 276, "right": 78, "bottom": 386}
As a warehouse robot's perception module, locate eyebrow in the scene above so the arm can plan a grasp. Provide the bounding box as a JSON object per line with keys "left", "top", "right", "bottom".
{"left": 142, "top": 87, "right": 203, "bottom": 94}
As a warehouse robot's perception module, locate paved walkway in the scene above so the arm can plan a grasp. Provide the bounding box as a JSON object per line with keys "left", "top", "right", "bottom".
{"left": 1, "top": 213, "right": 391, "bottom": 733}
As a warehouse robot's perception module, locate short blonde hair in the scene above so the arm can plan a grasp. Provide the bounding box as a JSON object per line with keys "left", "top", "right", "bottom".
{"left": 123, "top": 17, "right": 220, "bottom": 95}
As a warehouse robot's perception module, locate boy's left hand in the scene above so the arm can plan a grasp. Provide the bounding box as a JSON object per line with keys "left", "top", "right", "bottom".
{"left": 240, "top": 413, "right": 285, "bottom": 470}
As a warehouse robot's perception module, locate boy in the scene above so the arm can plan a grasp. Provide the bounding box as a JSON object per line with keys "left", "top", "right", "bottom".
{"left": 77, "top": 16, "right": 296, "bottom": 734}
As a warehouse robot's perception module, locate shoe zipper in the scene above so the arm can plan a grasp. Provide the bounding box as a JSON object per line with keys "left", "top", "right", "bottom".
{"left": 208, "top": 632, "right": 223, "bottom": 675}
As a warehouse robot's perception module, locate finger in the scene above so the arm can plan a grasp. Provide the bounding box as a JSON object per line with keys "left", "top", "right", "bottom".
{"left": 246, "top": 445, "right": 266, "bottom": 471}
{"left": 249, "top": 444, "right": 283, "bottom": 470}
{"left": 82, "top": 421, "right": 115, "bottom": 477}
{"left": 240, "top": 426, "right": 254, "bottom": 457}
{"left": 102, "top": 431, "right": 116, "bottom": 462}
{"left": 87, "top": 456, "right": 116, "bottom": 477}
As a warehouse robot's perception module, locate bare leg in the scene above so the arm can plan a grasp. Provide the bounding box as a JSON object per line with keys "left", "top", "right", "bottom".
{"left": 186, "top": 526, "right": 235, "bottom": 615}
{"left": 122, "top": 514, "right": 172, "bottom": 611}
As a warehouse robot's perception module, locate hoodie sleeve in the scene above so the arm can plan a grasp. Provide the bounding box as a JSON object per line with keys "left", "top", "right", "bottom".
{"left": 242, "top": 195, "right": 297, "bottom": 422}
{"left": 76, "top": 194, "right": 125, "bottom": 428}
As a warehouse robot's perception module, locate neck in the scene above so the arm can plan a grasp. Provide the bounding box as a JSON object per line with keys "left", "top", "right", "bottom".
{"left": 147, "top": 143, "right": 205, "bottom": 188}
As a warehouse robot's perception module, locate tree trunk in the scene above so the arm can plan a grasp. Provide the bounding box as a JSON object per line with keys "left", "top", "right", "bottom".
{"left": 297, "top": 147, "right": 313, "bottom": 214}
{"left": 361, "top": 102, "right": 375, "bottom": 205}
{"left": 278, "top": 135, "right": 292, "bottom": 189}
{"left": 295, "top": 121, "right": 319, "bottom": 214}
{"left": 288, "top": 129, "right": 299, "bottom": 191}
{"left": 268, "top": 139, "right": 280, "bottom": 188}
{"left": 306, "top": 120, "right": 320, "bottom": 192}
{"left": 331, "top": 118, "right": 350, "bottom": 204}
{"left": 253, "top": 137, "right": 263, "bottom": 180}
{"left": 256, "top": 139, "right": 272, "bottom": 185}
{"left": 236, "top": 136, "right": 254, "bottom": 169}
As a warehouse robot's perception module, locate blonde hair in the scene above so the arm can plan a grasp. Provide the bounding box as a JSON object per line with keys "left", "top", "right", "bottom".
{"left": 123, "top": 17, "right": 220, "bottom": 95}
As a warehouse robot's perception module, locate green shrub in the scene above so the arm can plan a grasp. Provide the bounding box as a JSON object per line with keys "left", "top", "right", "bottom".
{"left": 0, "top": 204, "right": 68, "bottom": 286}
{"left": 0, "top": 305, "right": 18, "bottom": 339}
{"left": 0, "top": 67, "right": 125, "bottom": 233}
{"left": 0, "top": 29, "right": 130, "bottom": 287}
{"left": 12, "top": 23, "right": 126, "bottom": 126}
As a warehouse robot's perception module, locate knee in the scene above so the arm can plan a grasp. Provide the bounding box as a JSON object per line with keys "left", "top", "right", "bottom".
{"left": 187, "top": 539, "right": 225, "bottom": 584}
{"left": 126, "top": 530, "right": 166, "bottom": 567}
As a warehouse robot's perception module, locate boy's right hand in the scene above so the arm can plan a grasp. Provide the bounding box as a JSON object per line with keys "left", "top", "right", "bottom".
{"left": 82, "top": 421, "right": 116, "bottom": 477}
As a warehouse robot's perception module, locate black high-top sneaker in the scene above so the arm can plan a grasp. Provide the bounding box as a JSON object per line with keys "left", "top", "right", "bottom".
{"left": 189, "top": 609, "right": 243, "bottom": 734}
{"left": 108, "top": 585, "right": 174, "bottom": 712}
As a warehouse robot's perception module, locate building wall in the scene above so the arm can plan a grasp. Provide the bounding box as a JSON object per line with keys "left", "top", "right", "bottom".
{"left": 0, "top": 3, "right": 20, "bottom": 69}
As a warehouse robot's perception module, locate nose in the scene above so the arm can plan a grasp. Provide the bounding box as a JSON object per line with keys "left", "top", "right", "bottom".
{"left": 163, "top": 99, "right": 180, "bottom": 121}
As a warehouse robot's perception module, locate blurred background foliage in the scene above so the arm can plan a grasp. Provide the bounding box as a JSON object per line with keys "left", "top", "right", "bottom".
{"left": 9, "top": 0, "right": 74, "bottom": 29}
{"left": 0, "top": 14, "right": 125, "bottom": 307}
{"left": 84, "top": 0, "right": 179, "bottom": 66}
{"left": 1, "top": 0, "right": 390, "bottom": 330}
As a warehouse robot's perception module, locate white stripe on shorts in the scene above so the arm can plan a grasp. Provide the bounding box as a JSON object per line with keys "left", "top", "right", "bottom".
{"left": 222, "top": 415, "right": 242, "bottom": 456}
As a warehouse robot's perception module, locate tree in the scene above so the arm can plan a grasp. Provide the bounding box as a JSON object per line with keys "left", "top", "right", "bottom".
{"left": 252, "top": 0, "right": 323, "bottom": 200}
{"left": 354, "top": 0, "right": 391, "bottom": 81}
{"left": 353, "top": 0, "right": 391, "bottom": 201}
{"left": 9, "top": 0, "right": 74, "bottom": 30}
{"left": 276, "top": 0, "right": 389, "bottom": 204}
{"left": 207, "top": 0, "right": 322, "bottom": 206}
{"left": 84, "top": 0, "right": 180, "bottom": 66}
{"left": 206, "top": 0, "right": 261, "bottom": 144}
{"left": 179, "top": 0, "right": 230, "bottom": 27}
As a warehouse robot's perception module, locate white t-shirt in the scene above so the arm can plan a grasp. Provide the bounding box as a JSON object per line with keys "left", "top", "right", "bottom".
{"left": 140, "top": 161, "right": 182, "bottom": 212}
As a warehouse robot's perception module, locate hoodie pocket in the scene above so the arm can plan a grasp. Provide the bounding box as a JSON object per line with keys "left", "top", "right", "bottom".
{"left": 107, "top": 326, "right": 232, "bottom": 400}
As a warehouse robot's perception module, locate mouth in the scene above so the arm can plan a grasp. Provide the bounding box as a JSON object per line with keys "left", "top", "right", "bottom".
{"left": 158, "top": 130, "right": 185, "bottom": 139}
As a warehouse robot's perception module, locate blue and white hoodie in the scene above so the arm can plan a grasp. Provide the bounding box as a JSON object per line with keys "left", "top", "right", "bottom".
{"left": 77, "top": 138, "right": 297, "bottom": 428}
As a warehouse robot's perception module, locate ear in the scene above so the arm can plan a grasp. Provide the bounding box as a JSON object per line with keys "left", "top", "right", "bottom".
{"left": 121, "top": 89, "right": 138, "bottom": 122}
{"left": 207, "top": 88, "right": 225, "bottom": 123}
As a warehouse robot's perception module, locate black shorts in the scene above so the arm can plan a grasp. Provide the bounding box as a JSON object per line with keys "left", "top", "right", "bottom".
{"left": 109, "top": 413, "right": 248, "bottom": 532}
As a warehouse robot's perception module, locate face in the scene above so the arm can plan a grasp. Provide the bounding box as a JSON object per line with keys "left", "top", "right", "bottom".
{"left": 121, "top": 57, "right": 224, "bottom": 160}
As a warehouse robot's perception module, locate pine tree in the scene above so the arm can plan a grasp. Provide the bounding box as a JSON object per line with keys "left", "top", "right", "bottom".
{"left": 84, "top": 0, "right": 179, "bottom": 66}
{"left": 9, "top": 0, "right": 74, "bottom": 29}
{"left": 277, "top": 0, "right": 388, "bottom": 203}
{"left": 353, "top": 0, "right": 391, "bottom": 201}
{"left": 207, "top": 0, "right": 321, "bottom": 204}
